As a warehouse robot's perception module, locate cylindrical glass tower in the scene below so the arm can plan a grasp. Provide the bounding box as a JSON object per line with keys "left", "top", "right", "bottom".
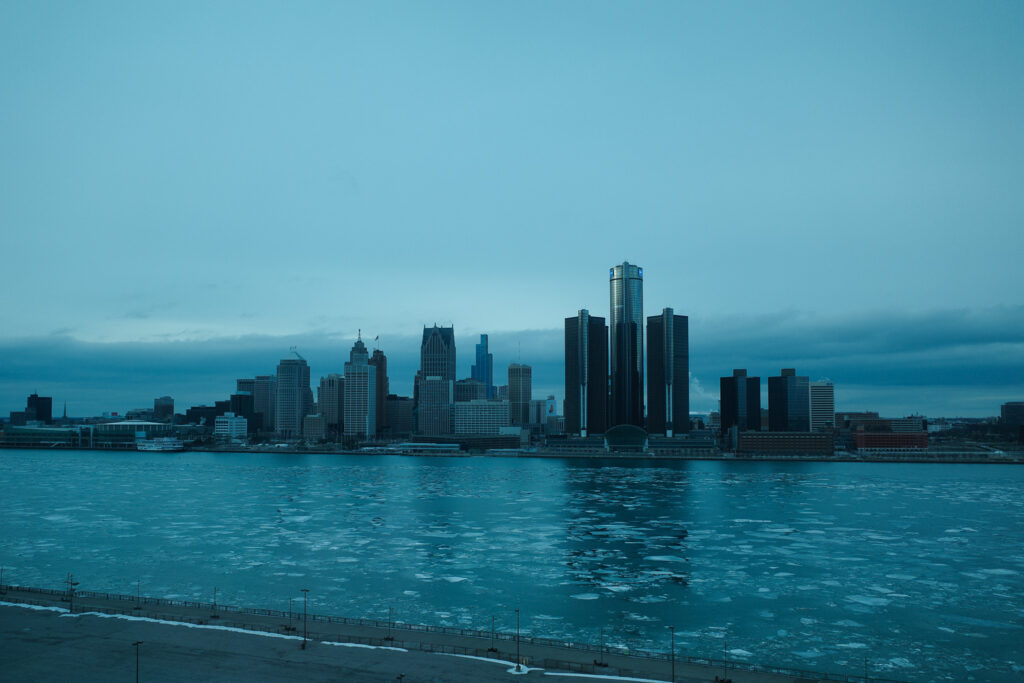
{"left": 609, "top": 262, "right": 644, "bottom": 427}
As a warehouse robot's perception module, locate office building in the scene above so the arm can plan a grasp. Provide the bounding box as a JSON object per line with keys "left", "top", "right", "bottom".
{"left": 275, "top": 355, "right": 312, "bottom": 439}
{"left": 318, "top": 374, "right": 344, "bottom": 437}
{"left": 22, "top": 393, "right": 53, "bottom": 424}
{"left": 302, "top": 414, "right": 327, "bottom": 442}
{"left": 153, "top": 396, "right": 174, "bottom": 420}
{"left": 769, "top": 368, "right": 810, "bottom": 432}
{"left": 344, "top": 335, "right": 377, "bottom": 439}
{"left": 564, "top": 309, "right": 608, "bottom": 436}
{"left": 369, "top": 349, "right": 389, "bottom": 436}
{"left": 647, "top": 308, "right": 689, "bottom": 436}
{"left": 229, "top": 392, "right": 259, "bottom": 433}
{"left": 386, "top": 395, "right": 414, "bottom": 436}
{"left": 720, "top": 369, "right": 760, "bottom": 434}
{"left": 809, "top": 380, "right": 835, "bottom": 432}
{"left": 609, "top": 262, "right": 644, "bottom": 428}
{"left": 1002, "top": 402, "right": 1024, "bottom": 428}
{"left": 416, "top": 325, "right": 456, "bottom": 435}
{"left": 454, "top": 399, "right": 510, "bottom": 435}
{"left": 455, "top": 378, "right": 488, "bottom": 402}
{"left": 236, "top": 378, "right": 256, "bottom": 394}
{"left": 471, "top": 334, "right": 495, "bottom": 398}
{"left": 214, "top": 412, "right": 248, "bottom": 441}
{"left": 253, "top": 375, "right": 276, "bottom": 432}
{"left": 508, "top": 363, "right": 532, "bottom": 426}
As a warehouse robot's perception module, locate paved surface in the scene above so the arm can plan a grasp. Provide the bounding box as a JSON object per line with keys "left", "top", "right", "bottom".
{"left": 0, "top": 587, "right": 831, "bottom": 682}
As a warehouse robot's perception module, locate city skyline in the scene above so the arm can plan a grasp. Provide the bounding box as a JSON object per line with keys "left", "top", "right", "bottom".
{"left": 2, "top": 2, "right": 1022, "bottom": 417}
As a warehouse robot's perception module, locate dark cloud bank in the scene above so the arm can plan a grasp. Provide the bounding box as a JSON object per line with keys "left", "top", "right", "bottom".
{"left": 2, "top": 307, "right": 1021, "bottom": 418}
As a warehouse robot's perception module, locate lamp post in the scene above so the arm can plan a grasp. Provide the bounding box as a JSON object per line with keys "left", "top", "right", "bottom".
{"left": 488, "top": 616, "right": 496, "bottom": 653}
{"left": 1, "top": 566, "right": 6, "bottom": 595}
{"left": 598, "top": 627, "right": 605, "bottom": 666}
{"left": 212, "top": 586, "right": 218, "bottom": 618}
{"left": 301, "top": 588, "right": 309, "bottom": 649}
{"left": 289, "top": 597, "right": 294, "bottom": 625}
{"left": 387, "top": 605, "right": 393, "bottom": 641}
{"left": 515, "top": 608, "right": 521, "bottom": 673}
{"left": 864, "top": 656, "right": 869, "bottom": 682}
{"left": 135, "top": 579, "right": 141, "bottom": 610}
{"left": 65, "top": 573, "right": 79, "bottom": 613}
{"left": 669, "top": 626, "right": 675, "bottom": 683}
{"left": 723, "top": 638, "right": 727, "bottom": 681}
{"left": 132, "top": 641, "right": 143, "bottom": 683}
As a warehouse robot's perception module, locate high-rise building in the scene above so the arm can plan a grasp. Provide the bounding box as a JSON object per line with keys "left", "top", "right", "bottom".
{"left": 609, "top": 262, "right": 644, "bottom": 428}
{"left": 253, "top": 375, "right": 276, "bottom": 432}
{"left": 454, "top": 399, "right": 510, "bottom": 435}
{"left": 810, "top": 380, "right": 835, "bottom": 432}
{"left": 369, "top": 349, "right": 389, "bottom": 437}
{"left": 564, "top": 309, "right": 608, "bottom": 436}
{"left": 720, "top": 369, "right": 761, "bottom": 434}
{"left": 647, "top": 308, "right": 689, "bottom": 436}
{"left": 386, "top": 395, "right": 414, "bottom": 436}
{"left": 508, "top": 363, "right": 532, "bottom": 426}
{"left": 153, "top": 396, "right": 174, "bottom": 420}
{"left": 415, "top": 325, "right": 456, "bottom": 435}
{"left": 229, "top": 392, "right": 259, "bottom": 433}
{"left": 1001, "top": 402, "right": 1024, "bottom": 428}
{"left": 236, "top": 379, "right": 256, "bottom": 394}
{"left": 471, "top": 334, "right": 495, "bottom": 399}
{"left": 275, "top": 356, "right": 312, "bottom": 439}
{"left": 25, "top": 393, "right": 52, "bottom": 424}
{"left": 344, "top": 335, "right": 376, "bottom": 439}
{"left": 768, "top": 368, "right": 810, "bottom": 432}
{"left": 318, "top": 374, "right": 344, "bottom": 437}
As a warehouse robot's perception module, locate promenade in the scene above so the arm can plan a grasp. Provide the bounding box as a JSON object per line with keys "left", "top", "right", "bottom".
{"left": 0, "top": 585, "right": 901, "bottom": 683}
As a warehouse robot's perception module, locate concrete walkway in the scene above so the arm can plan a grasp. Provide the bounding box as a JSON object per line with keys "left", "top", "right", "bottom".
{"left": 0, "top": 585, "right": 866, "bottom": 683}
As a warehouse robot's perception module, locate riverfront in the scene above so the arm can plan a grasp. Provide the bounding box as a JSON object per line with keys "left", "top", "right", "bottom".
{"left": 2, "top": 449, "right": 1022, "bottom": 681}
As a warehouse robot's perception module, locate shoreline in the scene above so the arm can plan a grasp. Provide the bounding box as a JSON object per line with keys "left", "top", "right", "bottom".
{"left": 3, "top": 443, "right": 1022, "bottom": 464}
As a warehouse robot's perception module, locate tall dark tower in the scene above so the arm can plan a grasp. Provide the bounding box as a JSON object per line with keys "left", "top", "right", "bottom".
{"left": 720, "top": 369, "right": 761, "bottom": 435}
{"left": 564, "top": 309, "right": 608, "bottom": 436}
{"left": 471, "top": 334, "right": 494, "bottom": 399}
{"left": 647, "top": 308, "right": 689, "bottom": 436}
{"left": 609, "top": 262, "right": 644, "bottom": 427}
{"left": 369, "top": 349, "right": 389, "bottom": 436}
{"left": 415, "top": 324, "right": 456, "bottom": 435}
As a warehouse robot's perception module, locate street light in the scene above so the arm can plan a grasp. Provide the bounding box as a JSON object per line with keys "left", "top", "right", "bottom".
{"left": 65, "top": 573, "right": 79, "bottom": 613}
{"left": 301, "top": 588, "right": 309, "bottom": 649}
{"left": 387, "top": 605, "right": 393, "bottom": 641}
{"left": 0, "top": 566, "right": 6, "bottom": 595}
{"left": 515, "top": 608, "right": 521, "bottom": 673}
{"left": 723, "top": 638, "right": 727, "bottom": 681}
{"left": 132, "top": 641, "right": 143, "bottom": 683}
{"left": 488, "top": 616, "right": 497, "bottom": 653}
{"left": 669, "top": 626, "right": 675, "bottom": 683}
{"left": 135, "top": 579, "right": 141, "bottom": 611}
{"left": 212, "top": 586, "right": 218, "bottom": 617}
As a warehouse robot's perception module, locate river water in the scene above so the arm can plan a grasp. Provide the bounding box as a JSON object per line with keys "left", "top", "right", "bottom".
{"left": 1, "top": 449, "right": 1022, "bottom": 681}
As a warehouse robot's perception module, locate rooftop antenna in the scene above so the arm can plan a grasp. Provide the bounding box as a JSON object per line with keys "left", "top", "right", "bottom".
{"left": 289, "top": 346, "right": 305, "bottom": 361}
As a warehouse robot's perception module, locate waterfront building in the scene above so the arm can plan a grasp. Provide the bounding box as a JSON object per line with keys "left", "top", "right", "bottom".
{"left": 1002, "top": 402, "right": 1024, "bottom": 428}
{"left": 768, "top": 368, "right": 810, "bottom": 432}
{"left": 369, "top": 349, "right": 389, "bottom": 436}
{"left": 737, "top": 431, "right": 833, "bottom": 455}
{"left": 344, "top": 334, "right": 377, "bottom": 439}
{"left": 229, "top": 392, "right": 259, "bottom": 433}
{"left": 19, "top": 393, "right": 53, "bottom": 425}
{"left": 646, "top": 308, "right": 689, "bottom": 436}
{"left": 385, "top": 395, "right": 414, "bottom": 436}
{"left": 253, "top": 375, "right": 276, "bottom": 432}
{"left": 810, "top": 380, "right": 836, "bottom": 432}
{"left": 275, "top": 355, "right": 312, "bottom": 439}
{"left": 415, "top": 325, "right": 456, "bottom": 435}
{"left": 508, "top": 363, "right": 532, "bottom": 426}
{"left": 564, "top": 309, "right": 608, "bottom": 437}
{"left": 153, "top": 396, "right": 174, "bottom": 420}
{"left": 302, "top": 413, "right": 327, "bottom": 441}
{"left": 454, "top": 399, "right": 510, "bottom": 435}
{"left": 609, "top": 262, "right": 644, "bottom": 428}
{"left": 471, "top": 334, "right": 495, "bottom": 398}
{"left": 317, "top": 374, "right": 344, "bottom": 437}
{"left": 455, "top": 378, "right": 488, "bottom": 402}
{"left": 214, "top": 412, "right": 248, "bottom": 442}
{"left": 720, "top": 369, "right": 760, "bottom": 434}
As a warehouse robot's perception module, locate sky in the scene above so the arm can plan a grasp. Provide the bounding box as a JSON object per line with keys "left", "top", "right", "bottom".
{"left": 1, "top": 1, "right": 1022, "bottom": 418}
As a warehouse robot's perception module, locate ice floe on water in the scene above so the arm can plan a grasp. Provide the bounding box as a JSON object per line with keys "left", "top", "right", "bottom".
{"left": 570, "top": 593, "right": 600, "bottom": 600}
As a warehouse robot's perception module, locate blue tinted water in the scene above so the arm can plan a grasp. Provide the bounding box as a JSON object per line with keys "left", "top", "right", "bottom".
{"left": 1, "top": 450, "right": 1022, "bottom": 681}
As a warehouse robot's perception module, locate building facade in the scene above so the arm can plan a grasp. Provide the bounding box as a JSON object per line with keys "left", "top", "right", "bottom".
{"left": 253, "top": 375, "right": 277, "bottom": 432}
{"left": 471, "top": 334, "right": 495, "bottom": 399}
{"left": 214, "top": 412, "right": 248, "bottom": 441}
{"left": 454, "top": 399, "right": 510, "bottom": 435}
{"left": 564, "top": 309, "right": 608, "bottom": 437}
{"left": 768, "top": 368, "right": 810, "bottom": 432}
{"left": 646, "top": 308, "right": 689, "bottom": 436}
{"left": 153, "top": 396, "right": 174, "bottom": 420}
{"left": 809, "top": 380, "right": 835, "bottom": 432}
{"left": 508, "top": 363, "right": 532, "bottom": 426}
{"left": 369, "top": 349, "right": 389, "bottom": 437}
{"left": 385, "top": 395, "right": 414, "bottom": 436}
{"left": 609, "top": 262, "right": 644, "bottom": 428}
{"left": 720, "top": 369, "right": 761, "bottom": 434}
{"left": 416, "top": 325, "right": 456, "bottom": 435}
{"left": 344, "top": 336, "right": 376, "bottom": 439}
{"left": 275, "top": 357, "right": 312, "bottom": 439}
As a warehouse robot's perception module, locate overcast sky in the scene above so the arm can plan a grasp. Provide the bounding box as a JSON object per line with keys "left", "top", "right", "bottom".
{"left": 2, "top": 1, "right": 1022, "bottom": 417}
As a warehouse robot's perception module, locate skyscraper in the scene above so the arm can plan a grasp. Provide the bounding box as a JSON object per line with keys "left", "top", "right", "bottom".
{"left": 609, "top": 262, "right": 644, "bottom": 428}
{"left": 769, "top": 368, "right": 810, "bottom": 432}
{"left": 809, "top": 380, "right": 835, "bottom": 433}
{"left": 369, "top": 349, "right": 389, "bottom": 437}
{"left": 508, "top": 363, "right": 532, "bottom": 426}
{"left": 275, "top": 354, "right": 312, "bottom": 438}
{"left": 647, "top": 308, "right": 689, "bottom": 436}
{"left": 416, "top": 324, "right": 456, "bottom": 435}
{"left": 564, "top": 309, "right": 608, "bottom": 436}
{"left": 344, "top": 334, "right": 376, "bottom": 439}
{"left": 720, "top": 369, "right": 760, "bottom": 434}
{"left": 318, "top": 373, "right": 344, "bottom": 437}
{"left": 253, "top": 375, "right": 276, "bottom": 432}
{"left": 471, "top": 334, "right": 495, "bottom": 399}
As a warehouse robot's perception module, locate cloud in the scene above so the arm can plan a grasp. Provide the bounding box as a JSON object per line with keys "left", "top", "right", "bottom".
{"left": 1, "top": 306, "right": 1021, "bottom": 418}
